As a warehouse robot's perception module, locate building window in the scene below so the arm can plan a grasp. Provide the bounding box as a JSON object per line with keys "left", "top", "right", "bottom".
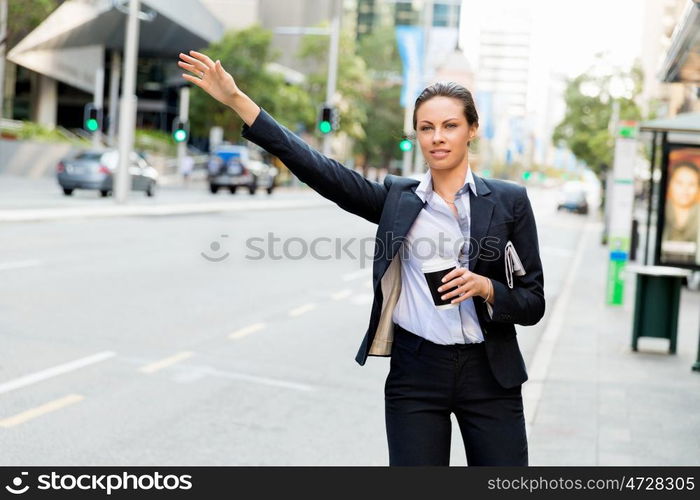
{"left": 394, "top": 1, "right": 419, "bottom": 26}
{"left": 433, "top": 3, "right": 460, "bottom": 28}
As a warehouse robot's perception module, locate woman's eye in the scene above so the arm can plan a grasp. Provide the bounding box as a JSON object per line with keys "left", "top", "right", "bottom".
{"left": 420, "top": 126, "right": 432, "bottom": 131}
{"left": 446, "top": 123, "right": 456, "bottom": 128}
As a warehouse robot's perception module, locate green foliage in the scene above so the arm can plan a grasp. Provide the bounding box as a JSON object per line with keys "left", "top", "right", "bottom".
{"left": 352, "top": 26, "right": 404, "bottom": 168}
{"left": 135, "top": 129, "right": 176, "bottom": 156}
{"left": 297, "top": 24, "right": 371, "bottom": 141}
{"left": 7, "top": 0, "right": 59, "bottom": 48}
{"left": 3, "top": 121, "right": 87, "bottom": 145}
{"left": 552, "top": 59, "right": 644, "bottom": 177}
{"left": 356, "top": 25, "right": 402, "bottom": 78}
{"left": 189, "top": 26, "right": 313, "bottom": 142}
{"left": 356, "top": 83, "right": 404, "bottom": 167}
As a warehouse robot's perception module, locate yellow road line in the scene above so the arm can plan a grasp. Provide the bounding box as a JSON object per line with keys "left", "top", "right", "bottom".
{"left": 288, "top": 303, "right": 316, "bottom": 317}
{"left": 229, "top": 322, "right": 266, "bottom": 339}
{"left": 0, "top": 394, "right": 84, "bottom": 428}
{"left": 139, "top": 351, "right": 193, "bottom": 374}
{"left": 330, "top": 289, "right": 352, "bottom": 300}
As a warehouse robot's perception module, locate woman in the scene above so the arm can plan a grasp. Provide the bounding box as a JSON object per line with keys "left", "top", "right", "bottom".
{"left": 661, "top": 162, "right": 700, "bottom": 264}
{"left": 178, "top": 50, "right": 545, "bottom": 466}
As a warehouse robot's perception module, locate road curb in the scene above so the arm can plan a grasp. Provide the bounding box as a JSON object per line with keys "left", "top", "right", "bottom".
{"left": 0, "top": 198, "right": 331, "bottom": 222}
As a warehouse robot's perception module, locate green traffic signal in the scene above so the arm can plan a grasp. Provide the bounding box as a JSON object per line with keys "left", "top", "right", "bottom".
{"left": 85, "top": 118, "right": 99, "bottom": 132}
{"left": 399, "top": 139, "right": 413, "bottom": 152}
{"left": 619, "top": 126, "right": 635, "bottom": 138}
{"left": 319, "top": 121, "right": 332, "bottom": 134}
{"left": 173, "top": 129, "right": 188, "bottom": 143}
{"left": 522, "top": 171, "right": 532, "bottom": 181}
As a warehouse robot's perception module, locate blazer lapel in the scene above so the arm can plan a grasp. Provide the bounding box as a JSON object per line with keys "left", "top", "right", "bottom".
{"left": 374, "top": 184, "right": 423, "bottom": 283}
{"left": 468, "top": 175, "right": 495, "bottom": 271}
{"left": 392, "top": 189, "right": 424, "bottom": 251}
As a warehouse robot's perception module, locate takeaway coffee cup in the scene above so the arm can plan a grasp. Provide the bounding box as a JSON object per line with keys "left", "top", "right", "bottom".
{"left": 422, "top": 257, "right": 458, "bottom": 310}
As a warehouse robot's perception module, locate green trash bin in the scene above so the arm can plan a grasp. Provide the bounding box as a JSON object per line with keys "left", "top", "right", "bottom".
{"left": 628, "top": 265, "right": 691, "bottom": 354}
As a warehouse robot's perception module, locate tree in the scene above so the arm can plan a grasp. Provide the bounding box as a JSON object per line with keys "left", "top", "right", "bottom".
{"left": 7, "top": 0, "right": 59, "bottom": 49}
{"left": 297, "top": 24, "right": 371, "bottom": 142}
{"left": 354, "top": 26, "right": 404, "bottom": 171}
{"left": 552, "top": 58, "right": 644, "bottom": 178}
{"left": 189, "top": 26, "right": 314, "bottom": 143}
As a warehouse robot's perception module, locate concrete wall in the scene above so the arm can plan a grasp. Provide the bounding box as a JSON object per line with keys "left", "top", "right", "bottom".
{"left": 0, "top": 138, "right": 75, "bottom": 178}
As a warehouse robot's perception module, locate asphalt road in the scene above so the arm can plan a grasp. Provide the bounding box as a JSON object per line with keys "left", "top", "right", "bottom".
{"left": 0, "top": 183, "right": 590, "bottom": 465}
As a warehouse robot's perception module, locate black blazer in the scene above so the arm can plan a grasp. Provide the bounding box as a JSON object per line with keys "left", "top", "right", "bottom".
{"left": 242, "top": 109, "right": 545, "bottom": 389}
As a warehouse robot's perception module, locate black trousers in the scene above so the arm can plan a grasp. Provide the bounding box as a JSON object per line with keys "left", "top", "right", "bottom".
{"left": 384, "top": 324, "right": 528, "bottom": 466}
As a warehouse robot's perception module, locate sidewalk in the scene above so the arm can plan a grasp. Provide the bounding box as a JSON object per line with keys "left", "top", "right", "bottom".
{"left": 525, "top": 220, "right": 700, "bottom": 465}
{"left": 0, "top": 174, "right": 323, "bottom": 222}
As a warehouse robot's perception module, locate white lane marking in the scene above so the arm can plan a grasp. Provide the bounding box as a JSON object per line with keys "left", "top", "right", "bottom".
{"left": 205, "top": 368, "right": 315, "bottom": 392}
{"left": 523, "top": 222, "right": 591, "bottom": 431}
{"left": 0, "top": 394, "right": 84, "bottom": 428}
{"left": 0, "top": 351, "right": 116, "bottom": 395}
{"left": 139, "top": 351, "right": 194, "bottom": 374}
{"left": 0, "top": 260, "right": 43, "bottom": 271}
{"left": 330, "top": 289, "right": 352, "bottom": 300}
{"left": 341, "top": 269, "right": 370, "bottom": 282}
{"left": 289, "top": 303, "right": 316, "bottom": 317}
{"left": 229, "top": 322, "right": 266, "bottom": 339}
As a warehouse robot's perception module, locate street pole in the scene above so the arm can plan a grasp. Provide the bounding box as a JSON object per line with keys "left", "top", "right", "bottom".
{"left": 115, "top": 0, "right": 141, "bottom": 204}
{"left": 107, "top": 51, "right": 121, "bottom": 146}
{"left": 413, "top": 0, "right": 433, "bottom": 175}
{"left": 322, "top": 0, "right": 340, "bottom": 157}
{"left": 93, "top": 65, "right": 105, "bottom": 149}
{"left": 402, "top": 106, "right": 413, "bottom": 176}
{"left": 176, "top": 84, "right": 190, "bottom": 177}
{"left": 0, "top": 0, "right": 7, "bottom": 119}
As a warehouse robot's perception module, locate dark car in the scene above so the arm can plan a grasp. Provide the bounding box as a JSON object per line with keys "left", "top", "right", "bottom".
{"left": 207, "top": 145, "right": 277, "bottom": 195}
{"left": 557, "top": 182, "right": 589, "bottom": 214}
{"left": 57, "top": 149, "right": 158, "bottom": 197}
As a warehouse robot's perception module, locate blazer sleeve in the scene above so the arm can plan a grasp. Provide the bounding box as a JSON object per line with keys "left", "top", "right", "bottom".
{"left": 241, "top": 108, "right": 388, "bottom": 224}
{"left": 485, "top": 187, "right": 545, "bottom": 326}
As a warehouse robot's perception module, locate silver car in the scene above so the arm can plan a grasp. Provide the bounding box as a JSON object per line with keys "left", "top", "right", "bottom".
{"left": 57, "top": 149, "right": 158, "bottom": 197}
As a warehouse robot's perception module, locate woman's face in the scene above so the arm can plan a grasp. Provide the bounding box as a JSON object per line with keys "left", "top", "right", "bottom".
{"left": 415, "top": 96, "right": 477, "bottom": 172}
{"left": 669, "top": 166, "right": 700, "bottom": 209}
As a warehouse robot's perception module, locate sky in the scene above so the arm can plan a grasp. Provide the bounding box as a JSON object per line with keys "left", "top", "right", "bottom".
{"left": 460, "top": 0, "right": 647, "bottom": 77}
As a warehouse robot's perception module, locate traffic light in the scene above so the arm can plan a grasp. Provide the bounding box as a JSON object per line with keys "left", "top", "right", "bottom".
{"left": 83, "top": 104, "right": 102, "bottom": 133}
{"left": 399, "top": 135, "right": 413, "bottom": 152}
{"left": 172, "top": 118, "right": 189, "bottom": 143}
{"left": 318, "top": 105, "right": 333, "bottom": 134}
{"left": 618, "top": 121, "right": 638, "bottom": 139}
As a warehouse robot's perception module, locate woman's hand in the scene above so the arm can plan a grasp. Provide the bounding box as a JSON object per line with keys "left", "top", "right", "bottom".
{"left": 178, "top": 50, "right": 239, "bottom": 108}
{"left": 437, "top": 267, "right": 493, "bottom": 305}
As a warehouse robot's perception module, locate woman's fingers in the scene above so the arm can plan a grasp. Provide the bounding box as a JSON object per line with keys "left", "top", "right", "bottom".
{"left": 179, "top": 53, "right": 208, "bottom": 73}
{"left": 177, "top": 61, "right": 200, "bottom": 75}
{"left": 189, "top": 50, "right": 215, "bottom": 68}
{"left": 438, "top": 271, "right": 477, "bottom": 301}
{"left": 182, "top": 73, "right": 205, "bottom": 89}
{"left": 438, "top": 269, "right": 469, "bottom": 291}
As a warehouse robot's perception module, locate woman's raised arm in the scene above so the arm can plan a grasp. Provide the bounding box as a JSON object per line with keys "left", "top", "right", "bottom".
{"left": 178, "top": 50, "right": 388, "bottom": 224}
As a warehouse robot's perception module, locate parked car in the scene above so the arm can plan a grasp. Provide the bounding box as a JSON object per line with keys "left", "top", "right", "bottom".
{"left": 557, "top": 181, "right": 589, "bottom": 214}
{"left": 56, "top": 149, "right": 158, "bottom": 197}
{"left": 207, "top": 145, "right": 277, "bottom": 195}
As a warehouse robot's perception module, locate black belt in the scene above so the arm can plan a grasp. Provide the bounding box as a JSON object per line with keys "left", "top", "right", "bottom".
{"left": 393, "top": 323, "right": 485, "bottom": 353}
